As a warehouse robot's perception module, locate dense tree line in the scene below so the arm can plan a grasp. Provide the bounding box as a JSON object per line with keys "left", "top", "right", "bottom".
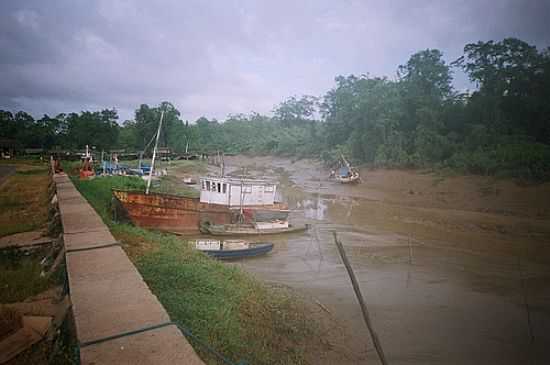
{"left": 0, "top": 109, "right": 119, "bottom": 151}
{"left": 2, "top": 38, "right": 549, "bottom": 180}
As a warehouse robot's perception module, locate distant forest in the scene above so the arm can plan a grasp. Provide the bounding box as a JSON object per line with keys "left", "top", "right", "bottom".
{"left": 2, "top": 38, "right": 550, "bottom": 180}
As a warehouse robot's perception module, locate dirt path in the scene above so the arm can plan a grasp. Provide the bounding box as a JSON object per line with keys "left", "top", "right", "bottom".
{"left": 0, "top": 165, "right": 15, "bottom": 186}
{"left": 219, "top": 155, "right": 550, "bottom": 365}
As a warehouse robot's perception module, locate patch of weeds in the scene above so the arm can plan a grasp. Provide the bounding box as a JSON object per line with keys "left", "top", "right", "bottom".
{"left": 0, "top": 247, "right": 53, "bottom": 303}
{"left": 0, "top": 164, "right": 49, "bottom": 237}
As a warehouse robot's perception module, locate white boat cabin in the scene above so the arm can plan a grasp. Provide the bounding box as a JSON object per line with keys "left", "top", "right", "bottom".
{"left": 199, "top": 176, "right": 277, "bottom": 207}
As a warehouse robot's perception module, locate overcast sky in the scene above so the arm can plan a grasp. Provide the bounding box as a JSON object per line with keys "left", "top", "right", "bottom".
{"left": 1, "top": 0, "right": 549, "bottom": 122}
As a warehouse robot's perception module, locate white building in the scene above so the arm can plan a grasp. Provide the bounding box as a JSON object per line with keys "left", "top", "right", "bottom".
{"left": 199, "top": 176, "right": 277, "bottom": 207}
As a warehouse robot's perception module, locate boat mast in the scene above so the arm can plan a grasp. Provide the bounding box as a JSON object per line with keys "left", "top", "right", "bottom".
{"left": 220, "top": 151, "right": 225, "bottom": 177}
{"left": 340, "top": 153, "right": 352, "bottom": 170}
{"left": 239, "top": 166, "right": 245, "bottom": 223}
{"left": 145, "top": 110, "right": 165, "bottom": 195}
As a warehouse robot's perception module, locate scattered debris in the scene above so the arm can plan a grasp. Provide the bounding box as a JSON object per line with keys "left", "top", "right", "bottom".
{"left": 315, "top": 299, "right": 331, "bottom": 315}
{"left": 0, "top": 315, "right": 51, "bottom": 364}
{"left": 45, "top": 247, "right": 65, "bottom": 276}
{"left": 0, "top": 287, "right": 71, "bottom": 364}
{"left": 0, "top": 231, "right": 54, "bottom": 251}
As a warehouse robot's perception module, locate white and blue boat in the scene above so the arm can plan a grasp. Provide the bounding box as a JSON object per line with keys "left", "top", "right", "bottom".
{"left": 195, "top": 239, "right": 273, "bottom": 259}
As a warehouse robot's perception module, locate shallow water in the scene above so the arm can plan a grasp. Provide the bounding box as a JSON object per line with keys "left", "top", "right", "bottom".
{"left": 214, "top": 157, "right": 550, "bottom": 364}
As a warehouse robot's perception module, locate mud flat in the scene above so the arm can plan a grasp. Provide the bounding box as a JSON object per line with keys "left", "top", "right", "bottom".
{"left": 219, "top": 155, "right": 550, "bottom": 365}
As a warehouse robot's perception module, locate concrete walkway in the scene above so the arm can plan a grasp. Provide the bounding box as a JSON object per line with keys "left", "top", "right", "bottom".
{"left": 53, "top": 173, "right": 204, "bottom": 365}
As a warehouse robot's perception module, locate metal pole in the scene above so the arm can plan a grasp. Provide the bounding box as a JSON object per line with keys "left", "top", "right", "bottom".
{"left": 146, "top": 110, "right": 165, "bottom": 195}
{"left": 332, "top": 231, "right": 388, "bottom": 365}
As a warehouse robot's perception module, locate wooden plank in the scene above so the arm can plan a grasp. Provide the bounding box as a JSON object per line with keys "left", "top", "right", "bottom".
{"left": 0, "top": 316, "right": 51, "bottom": 364}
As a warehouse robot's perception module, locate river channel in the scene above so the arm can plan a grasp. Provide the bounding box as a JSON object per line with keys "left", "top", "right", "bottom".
{"left": 201, "top": 156, "right": 550, "bottom": 364}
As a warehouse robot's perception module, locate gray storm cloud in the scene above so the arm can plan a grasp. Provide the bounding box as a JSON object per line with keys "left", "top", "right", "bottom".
{"left": 1, "top": 0, "right": 549, "bottom": 121}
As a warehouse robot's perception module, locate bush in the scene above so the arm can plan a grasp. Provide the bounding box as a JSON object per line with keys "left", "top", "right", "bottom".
{"left": 445, "top": 142, "right": 550, "bottom": 181}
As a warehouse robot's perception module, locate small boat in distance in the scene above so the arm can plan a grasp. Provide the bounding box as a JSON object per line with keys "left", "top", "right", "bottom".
{"left": 202, "top": 221, "right": 309, "bottom": 236}
{"left": 334, "top": 154, "right": 360, "bottom": 184}
{"left": 335, "top": 167, "right": 360, "bottom": 183}
{"left": 183, "top": 177, "right": 197, "bottom": 185}
{"left": 195, "top": 239, "right": 274, "bottom": 259}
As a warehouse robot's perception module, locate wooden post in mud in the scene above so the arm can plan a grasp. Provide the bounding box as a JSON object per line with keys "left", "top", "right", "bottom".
{"left": 332, "top": 231, "right": 388, "bottom": 365}
{"left": 408, "top": 236, "right": 413, "bottom": 264}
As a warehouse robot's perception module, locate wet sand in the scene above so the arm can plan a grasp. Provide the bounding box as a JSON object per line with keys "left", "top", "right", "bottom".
{"left": 203, "top": 156, "right": 550, "bottom": 364}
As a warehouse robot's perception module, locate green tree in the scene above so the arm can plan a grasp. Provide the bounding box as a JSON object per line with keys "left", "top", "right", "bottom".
{"left": 454, "top": 38, "right": 550, "bottom": 142}
{"left": 134, "top": 102, "right": 181, "bottom": 151}
{"left": 273, "top": 95, "right": 318, "bottom": 127}
{"left": 65, "top": 109, "right": 119, "bottom": 150}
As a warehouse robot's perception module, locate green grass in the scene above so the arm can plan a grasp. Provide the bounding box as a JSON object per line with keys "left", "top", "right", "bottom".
{"left": 128, "top": 233, "right": 312, "bottom": 364}
{"left": 70, "top": 172, "right": 321, "bottom": 365}
{"left": 71, "top": 175, "right": 146, "bottom": 220}
{"left": 155, "top": 175, "right": 199, "bottom": 197}
{"left": 0, "top": 164, "right": 50, "bottom": 237}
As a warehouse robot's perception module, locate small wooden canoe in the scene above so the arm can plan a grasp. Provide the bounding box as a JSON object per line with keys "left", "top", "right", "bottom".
{"left": 203, "top": 223, "right": 309, "bottom": 236}
{"left": 196, "top": 240, "right": 273, "bottom": 259}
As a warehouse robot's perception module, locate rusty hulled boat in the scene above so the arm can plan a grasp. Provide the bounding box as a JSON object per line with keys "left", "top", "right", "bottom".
{"left": 112, "top": 189, "right": 232, "bottom": 234}
{"left": 112, "top": 175, "right": 289, "bottom": 234}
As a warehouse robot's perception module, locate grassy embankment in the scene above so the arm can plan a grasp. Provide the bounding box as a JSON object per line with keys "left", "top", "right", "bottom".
{"left": 0, "top": 162, "right": 52, "bottom": 302}
{"left": 0, "top": 161, "right": 78, "bottom": 364}
{"left": 69, "top": 163, "right": 325, "bottom": 365}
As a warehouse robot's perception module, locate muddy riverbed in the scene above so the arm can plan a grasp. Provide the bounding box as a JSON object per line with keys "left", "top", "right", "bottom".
{"left": 193, "top": 156, "right": 550, "bottom": 364}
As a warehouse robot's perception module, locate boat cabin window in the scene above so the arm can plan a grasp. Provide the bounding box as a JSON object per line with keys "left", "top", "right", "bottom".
{"left": 205, "top": 181, "right": 210, "bottom": 191}
{"left": 217, "top": 183, "right": 221, "bottom": 193}
{"left": 202, "top": 181, "right": 206, "bottom": 190}
{"left": 222, "top": 183, "right": 227, "bottom": 193}
{"left": 265, "top": 185, "right": 274, "bottom": 192}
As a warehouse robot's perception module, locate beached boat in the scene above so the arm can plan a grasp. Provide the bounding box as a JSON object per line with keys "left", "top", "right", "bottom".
{"left": 334, "top": 154, "right": 361, "bottom": 184}
{"left": 335, "top": 167, "right": 360, "bottom": 184}
{"left": 202, "top": 221, "right": 309, "bottom": 236}
{"left": 195, "top": 239, "right": 273, "bottom": 259}
{"left": 112, "top": 189, "right": 232, "bottom": 234}
{"left": 112, "top": 176, "right": 289, "bottom": 234}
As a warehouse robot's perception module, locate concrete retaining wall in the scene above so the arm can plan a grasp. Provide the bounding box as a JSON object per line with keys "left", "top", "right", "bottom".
{"left": 53, "top": 173, "right": 204, "bottom": 365}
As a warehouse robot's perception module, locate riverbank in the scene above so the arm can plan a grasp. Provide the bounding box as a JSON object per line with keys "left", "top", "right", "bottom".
{"left": 220, "top": 155, "right": 550, "bottom": 364}
{"left": 70, "top": 173, "right": 351, "bottom": 364}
